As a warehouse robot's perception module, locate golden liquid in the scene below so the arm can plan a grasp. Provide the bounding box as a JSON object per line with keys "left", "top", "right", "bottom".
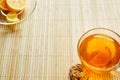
{"left": 78, "top": 34, "right": 120, "bottom": 70}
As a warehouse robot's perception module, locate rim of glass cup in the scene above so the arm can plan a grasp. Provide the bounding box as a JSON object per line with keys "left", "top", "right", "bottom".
{"left": 0, "top": 0, "right": 37, "bottom": 25}
{"left": 77, "top": 28, "right": 120, "bottom": 72}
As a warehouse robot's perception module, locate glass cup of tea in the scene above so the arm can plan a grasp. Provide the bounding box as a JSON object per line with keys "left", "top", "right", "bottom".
{"left": 77, "top": 28, "right": 120, "bottom": 79}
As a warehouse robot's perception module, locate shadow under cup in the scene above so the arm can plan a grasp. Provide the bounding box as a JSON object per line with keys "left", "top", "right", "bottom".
{"left": 77, "top": 28, "right": 120, "bottom": 74}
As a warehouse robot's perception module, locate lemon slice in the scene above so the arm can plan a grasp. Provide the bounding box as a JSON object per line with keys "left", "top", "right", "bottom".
{"left": 6, "top": 0, "right": 27, "bottom": 12}
{"left": 6, "top": 12, "right": 20, "bottom": 22}
{"left": 88, "top": 48, "right": 111, "bottom": 67}
{"left": 87, "top": 35, "right": 116, "bottom": 59}
{"left": 0, "top": 0, "right": 8, "bottom": 10}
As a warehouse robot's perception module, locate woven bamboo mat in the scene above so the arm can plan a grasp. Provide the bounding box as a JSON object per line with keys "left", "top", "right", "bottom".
{"left": 0, "top": 0, "right": 120, "bottom": 80}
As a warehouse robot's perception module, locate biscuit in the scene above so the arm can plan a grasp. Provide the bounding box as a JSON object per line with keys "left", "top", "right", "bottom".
{"left": 69, "top": 64, "right": 89, "bottom": 80}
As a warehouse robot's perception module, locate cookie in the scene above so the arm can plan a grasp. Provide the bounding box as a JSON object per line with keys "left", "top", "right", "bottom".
{"left": 69, "top": 64, "right": 89, "bottom": 80}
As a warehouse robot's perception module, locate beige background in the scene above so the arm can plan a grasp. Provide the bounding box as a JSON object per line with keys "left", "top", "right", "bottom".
{"left": 0, "top": 0, "right": 120, "bottom": 80}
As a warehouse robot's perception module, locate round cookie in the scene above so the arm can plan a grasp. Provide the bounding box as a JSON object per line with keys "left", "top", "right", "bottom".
{"left": 69, "top": 64, "right": 89, "bottom": 80}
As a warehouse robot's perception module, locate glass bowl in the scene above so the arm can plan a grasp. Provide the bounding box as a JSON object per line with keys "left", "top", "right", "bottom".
{"left": 0, "top": 0, "right": 37, "bottom": 25}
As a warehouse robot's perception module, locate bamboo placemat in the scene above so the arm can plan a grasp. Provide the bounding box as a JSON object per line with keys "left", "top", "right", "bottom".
{"left": 0, "top": 0, "right": 120, "bottom": 80}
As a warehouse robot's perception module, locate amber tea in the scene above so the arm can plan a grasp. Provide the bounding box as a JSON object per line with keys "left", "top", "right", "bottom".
{"left": 78, "top": 34, "right": 120, "bottom": 72}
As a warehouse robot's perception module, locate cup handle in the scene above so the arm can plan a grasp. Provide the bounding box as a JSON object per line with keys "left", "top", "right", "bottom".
{"left": 110, "top": 63, "right": 120, "bottom": 78}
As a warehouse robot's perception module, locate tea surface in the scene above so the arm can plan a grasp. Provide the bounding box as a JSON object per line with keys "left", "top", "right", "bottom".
{"left": 79, "top": 34, "right": 120, "bottom": 68}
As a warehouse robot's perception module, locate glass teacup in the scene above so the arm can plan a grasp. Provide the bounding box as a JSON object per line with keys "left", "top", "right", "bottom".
{"left": 77, "top": 28, "right": 120, "bottom": 79}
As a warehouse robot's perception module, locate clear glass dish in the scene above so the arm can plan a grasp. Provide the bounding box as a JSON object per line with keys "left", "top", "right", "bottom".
{"left": 0, "top": 0, "right": 37, "bottom": 25}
